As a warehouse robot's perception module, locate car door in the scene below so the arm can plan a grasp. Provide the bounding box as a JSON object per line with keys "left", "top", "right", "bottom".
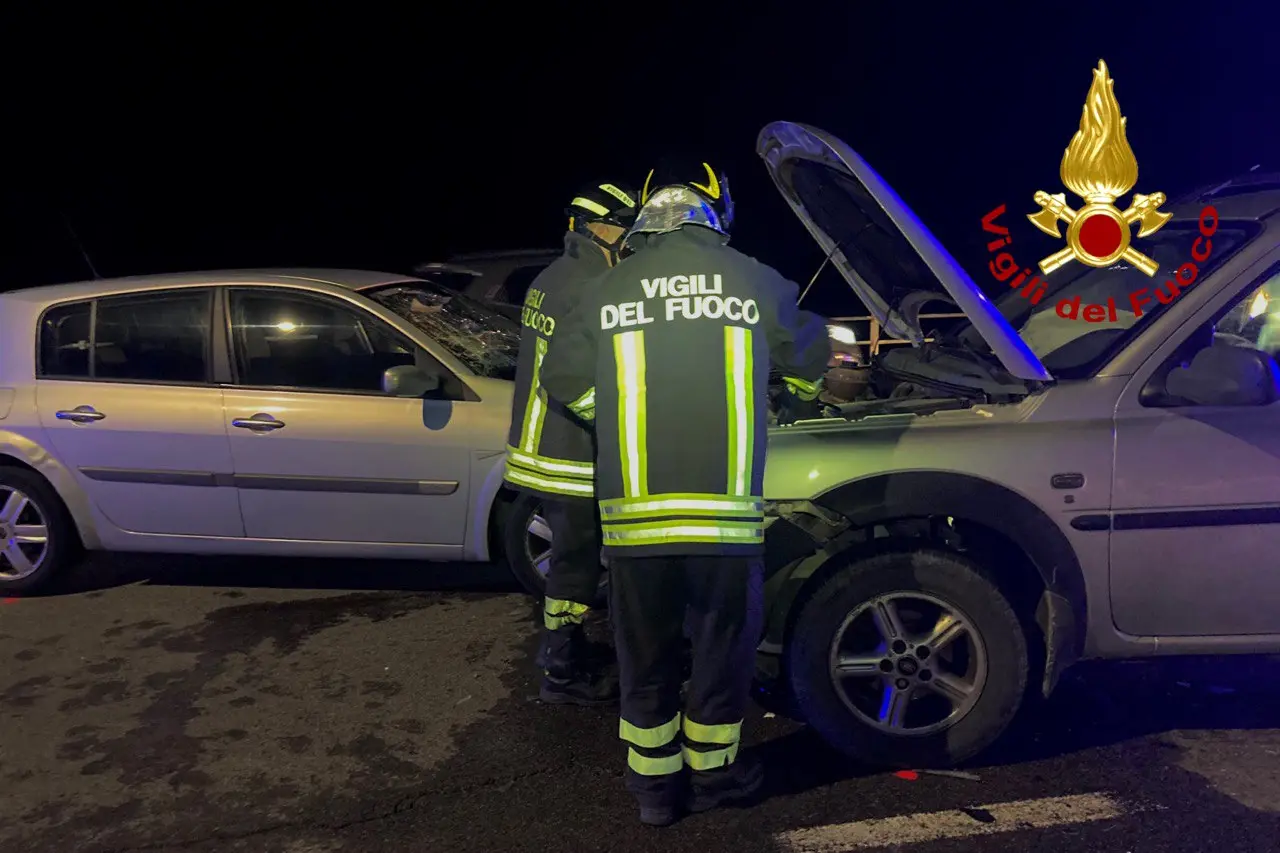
{"left": 34, "top": 287, "right": 244, "bottom": 537}
{"left": 1110, "top": 250, "right": 1280, "bottom": 637}
{"left": 220, "top": 286, "right": 474, "bottom": 549}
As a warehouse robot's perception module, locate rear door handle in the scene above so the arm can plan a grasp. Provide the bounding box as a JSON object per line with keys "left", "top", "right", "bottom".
{"left": 231, "top": 413, "right": 286, "bottom": 432}
{"left": 55, "top": 406, "right": 106, "bottom": 423}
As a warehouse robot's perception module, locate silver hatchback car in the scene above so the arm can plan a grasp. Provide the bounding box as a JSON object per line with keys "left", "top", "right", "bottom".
{"left": 0, "top": 270, "right": 556, "bottom": 595}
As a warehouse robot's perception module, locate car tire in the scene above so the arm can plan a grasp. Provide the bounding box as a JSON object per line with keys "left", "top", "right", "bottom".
{"left": 498, "top": 492, "right": 609, "bottom": 604}
{"left": 501, "top": 492, "right": 551, "bottom": 597}
{"left": 0, "top": 465, "right": 80, "bottom": 595}
{"left": 787, "top": 547, "right": 1028, "bottom": 769}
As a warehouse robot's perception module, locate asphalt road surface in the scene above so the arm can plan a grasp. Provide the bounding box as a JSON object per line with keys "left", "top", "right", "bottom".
{"left": 2, "top": 555, "right": 1279, "bottom": 853}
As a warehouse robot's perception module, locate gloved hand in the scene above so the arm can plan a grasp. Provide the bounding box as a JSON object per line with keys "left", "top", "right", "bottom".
{"left": 776, "top": 388, "right": 824, "bottom": 425}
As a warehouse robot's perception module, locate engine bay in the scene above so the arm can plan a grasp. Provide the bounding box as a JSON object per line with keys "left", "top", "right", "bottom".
{"left": 765, "top": 336, "right": 1037, "bottom": 427}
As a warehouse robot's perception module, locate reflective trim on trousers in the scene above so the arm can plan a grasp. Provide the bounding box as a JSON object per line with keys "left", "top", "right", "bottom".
{"left": 543, "top": 597, "right": 590, "bottom": 631}
{"left": 629, "top": 748, "right": 684, "bottom": 776}
{"left": 619, "top": 714, "right": 681, "bottom": 749}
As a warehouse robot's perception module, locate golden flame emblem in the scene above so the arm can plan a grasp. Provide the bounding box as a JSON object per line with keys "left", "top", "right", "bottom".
{"left": 1027, "top": 60, "right": 1172, "bottom": 277}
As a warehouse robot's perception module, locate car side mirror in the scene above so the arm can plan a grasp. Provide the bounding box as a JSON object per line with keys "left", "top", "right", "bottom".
{"left": 382, "top": 364, "right": 441, "bottom": 397}
{"left": 1164, "top": 345, "right": 1280, "bottom": 407}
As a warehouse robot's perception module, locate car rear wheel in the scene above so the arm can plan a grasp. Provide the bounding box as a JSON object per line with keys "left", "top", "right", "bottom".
{"left": 500, "top": 492, "right": 608, "bottom": 603}
{"left": 0, "top": 466, "right": 78, "bottom": 595}
{"left": 788, "top": 548, "right": 1028, "bottom": 769}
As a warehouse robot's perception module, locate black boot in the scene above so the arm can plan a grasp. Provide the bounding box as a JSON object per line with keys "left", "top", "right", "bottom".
{"left": 687, "top": 754, "right": 765, "bottom": 814}
{"left": 539, "top": 669, "right": 619, "bottom": 705}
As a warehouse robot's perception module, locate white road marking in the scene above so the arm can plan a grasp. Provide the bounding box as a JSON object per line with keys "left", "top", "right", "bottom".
{"left": 775, "top": 792, "right": 1136, "bottom": 852}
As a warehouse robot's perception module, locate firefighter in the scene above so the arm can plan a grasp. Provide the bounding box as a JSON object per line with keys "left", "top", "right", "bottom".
{"left": 504, "top": 180, "right": 640, "bottom": 705}
{"left": 539, "top": 161, "right": 831, "bottom": 825}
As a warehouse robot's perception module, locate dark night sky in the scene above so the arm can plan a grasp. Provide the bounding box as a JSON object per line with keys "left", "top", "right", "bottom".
{"left": 6, "top": 3, "right": 1276, "bottom": 316}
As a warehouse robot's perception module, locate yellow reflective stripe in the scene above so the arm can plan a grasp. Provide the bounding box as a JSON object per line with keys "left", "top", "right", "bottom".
{"left": 629, "top": 748, "right": 684, "bottom": 776}
{"left": 577, "top": 406, "right": 595, "bottom": 422}
{"left": 506, "top": 445, "right": 594, "bottom": 478}
{"left": 784, "top": 375, "right": 821, "bottom": 401}
{"left": 683, "top": 717, "right": 742, "bottom": 745}
{"left": 599, "top": 494, "right": 762, "bottom": 519}
{"left": 544, "top": 597, "right": 590, "bottom": 631}
{"left": 571, "top": 196, "right": 611, "bottom": 217}
{"left": 567, "top": 386, "right": 595, "bottom": 416}
{"left": 620, "top": 714, "right": 681, "bottom": 748}
{"left": 599, "top": 184, "right": 636, "bottom": 207}
{"left": 504, "top": 465, "right": 595, "bottom": 497}
{"left": 725, "top": 326, "right": 754, "bottom": 496}
{"left": 614, "top": 330, "right": 648, "bottom": 497}
{"left": 520, "top": 337, "right": 550, "bottom": 453}
{"left": 682, "top": 742, "right": 739, "bottom": 771}
{"left": 601, "top": 520, "right": 763, "bottom": 546}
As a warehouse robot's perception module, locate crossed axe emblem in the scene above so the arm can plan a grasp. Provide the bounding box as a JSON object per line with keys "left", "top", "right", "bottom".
{"left": 1027, "top": 191, "right": 1172, "bottom": 277}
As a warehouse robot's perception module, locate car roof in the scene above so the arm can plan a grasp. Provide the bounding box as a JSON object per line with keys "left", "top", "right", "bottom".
{"left": 447, "top": 249, "right": 559, "bottom": 263}
{"left": 0, "top": 268, "right": 423, "bottom": 305}
{"left": 1168, "top": 175, "right": 1280, "bottom": 221}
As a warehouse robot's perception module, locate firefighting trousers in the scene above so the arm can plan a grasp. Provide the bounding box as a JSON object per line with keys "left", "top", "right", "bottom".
{"left": 609, "top": 554, "right": 764, "bottom": 804}
{"left": 541, "top": 498, "right": 605, "bottom": 680}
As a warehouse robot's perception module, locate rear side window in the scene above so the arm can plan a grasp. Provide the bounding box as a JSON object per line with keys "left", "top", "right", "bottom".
{"left": 39, "top": 301, "right": 93, "bottom": 377}
{"left": 37, "top": 289, "right": 212, "bottom": 384}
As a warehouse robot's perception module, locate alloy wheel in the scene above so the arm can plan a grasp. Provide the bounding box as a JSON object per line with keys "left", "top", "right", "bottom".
{"left": 827, "top": 591, "right": 988, "bottom": 737}
{"left": 0, "top": 486, "right": 50, "bottom": 580}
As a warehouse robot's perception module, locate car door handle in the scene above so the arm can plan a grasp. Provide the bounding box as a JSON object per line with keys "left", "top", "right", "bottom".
{"left": 55, "top": 406, "right": 106, "bottom": 423}
{"left": 231, "top": 414, "right": 286, "bottom": 432}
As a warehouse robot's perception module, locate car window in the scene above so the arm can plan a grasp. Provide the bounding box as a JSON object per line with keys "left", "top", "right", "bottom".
{"left": 38, "top": 290, "right": 212, "bottom": 384}
{"left": 1213, "top": 267, "right": 1280, "bottom": 356}
{"left": 228, "top": 289, "right": 420, "bottom": 394}
{"left": 1143, "top": 263, "right": 1280, "bottom": 408}
{"left": 38, "top": 301, "right": 93, "bottom": 378}
{"left": 500, "top": 265, "right": 548, "bottom": 305}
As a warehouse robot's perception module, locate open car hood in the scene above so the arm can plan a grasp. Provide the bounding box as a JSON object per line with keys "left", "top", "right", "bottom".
{"left": 757, "top": 121, "right": 1053, "bottom": 383}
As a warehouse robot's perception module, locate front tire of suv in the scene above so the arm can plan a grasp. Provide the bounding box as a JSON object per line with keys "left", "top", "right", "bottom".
{"left": 788, "top": 548, "right": 1028, "bottom": 769}
{"left": 0, "top": 466, "right": 79, "bottom": 595}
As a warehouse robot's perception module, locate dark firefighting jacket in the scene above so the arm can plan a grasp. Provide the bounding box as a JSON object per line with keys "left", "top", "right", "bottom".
{"left": 503, "top": 231, "right": 610, "bottom": 502}
{"left": 540, "top": 225, "right": 831, "bottom": 557}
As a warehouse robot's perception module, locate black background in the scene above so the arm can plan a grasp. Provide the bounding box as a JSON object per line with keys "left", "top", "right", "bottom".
{"left": 5, "top": 3, "right": 1275, "bottom": 316}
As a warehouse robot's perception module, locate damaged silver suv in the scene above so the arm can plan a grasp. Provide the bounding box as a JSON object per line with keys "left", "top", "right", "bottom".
{"left": 755, "top": 122, "right": 1280, "bottom": 768}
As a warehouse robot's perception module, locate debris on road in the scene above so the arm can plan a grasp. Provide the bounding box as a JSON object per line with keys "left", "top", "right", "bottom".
{"left": 920, "top": 769, "right": 982, "bottom": 781}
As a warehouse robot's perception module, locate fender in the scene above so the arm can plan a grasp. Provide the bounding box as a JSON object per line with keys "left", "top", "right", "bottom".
{"left": 763, "top": 470, "right": 1086, "bottom": 696}
{"left": 0, "top": 431, "right": 103, "bottom": 549}
{"left": 464, "top": 449, "right": 511, "bottom": 562}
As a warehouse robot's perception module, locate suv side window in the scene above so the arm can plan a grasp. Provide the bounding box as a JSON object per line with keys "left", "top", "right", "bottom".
{"left": 38, "top": 289, "right": 212, "bottom": 384}
{"left": 228, "top": 289, "right": 421, "bottom": 394}
{"left": 1212, "top": 267, "right": 1280, "bottom": 356}
{"left": 1144, "top": 264, "right": 1280, "bottom": 407}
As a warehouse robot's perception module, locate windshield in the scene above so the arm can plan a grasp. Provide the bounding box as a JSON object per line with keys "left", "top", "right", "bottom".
{"left": 966, "top": 223, "right": 1256, "bottom": 379}
{"left": 366, "top": 281, "right": 520, "bottom": 380}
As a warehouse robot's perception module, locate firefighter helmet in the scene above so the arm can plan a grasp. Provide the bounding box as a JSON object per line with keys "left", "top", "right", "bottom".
{"left": 632, "top": 159, "right": 735, "bottom": 237}
{"left": 566, "top": 181, "right": 640, "bottom": 252}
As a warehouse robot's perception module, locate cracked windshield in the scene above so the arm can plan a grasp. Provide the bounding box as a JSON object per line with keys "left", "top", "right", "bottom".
{"left": 370, "top": 282, "right": 519, "bottom": 379}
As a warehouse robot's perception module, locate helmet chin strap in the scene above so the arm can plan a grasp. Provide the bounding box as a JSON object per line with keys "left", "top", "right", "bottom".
{"left": 578, "top": 221, "right": 625, "bottom": 265}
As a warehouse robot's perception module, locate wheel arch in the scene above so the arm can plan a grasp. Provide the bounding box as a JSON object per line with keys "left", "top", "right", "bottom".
{"left": 763, "top": 470, "right": 1086, "bottom": 697}
{"left": 465, "top": 453, "right": 514, "bottom": 562}
{"left": 0, "top": 440, "right": 98, "bottom": 550}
